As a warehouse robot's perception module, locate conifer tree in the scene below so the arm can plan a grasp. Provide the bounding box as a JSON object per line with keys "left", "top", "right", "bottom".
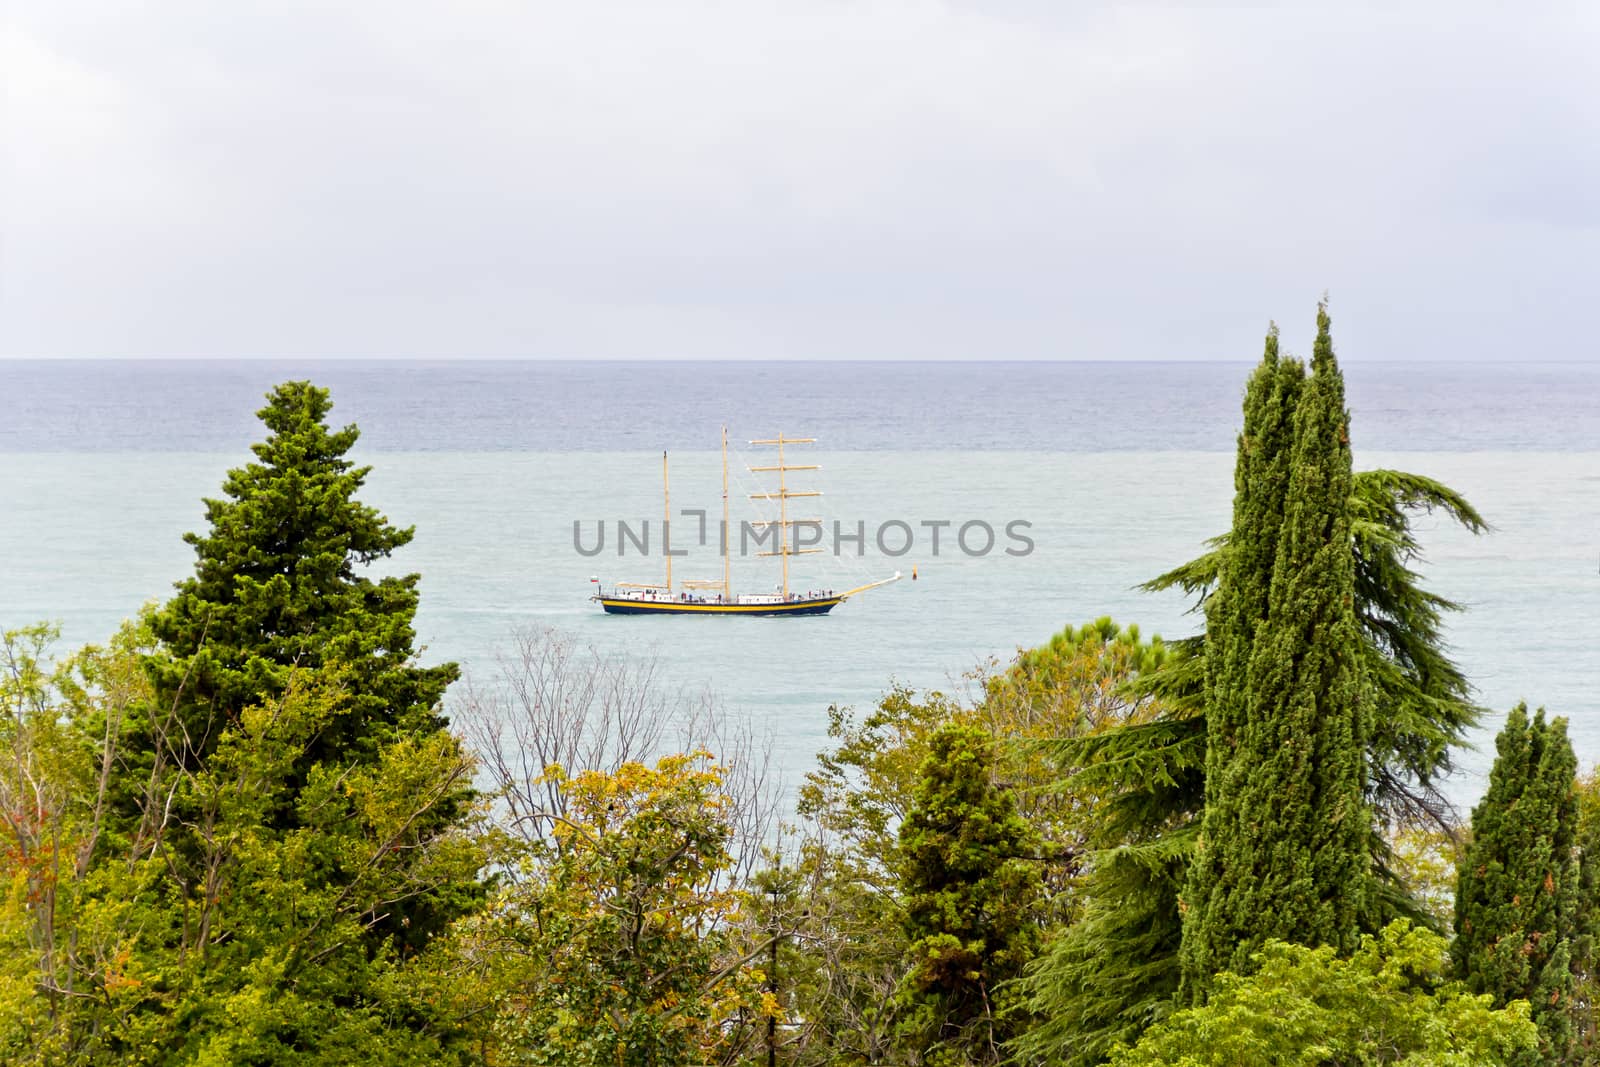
{"left": 895, "top": 722, "right": 1041, "bottom": 1065}
{"left": 121, "top": 382, "right": 474, "bottom": 956}
{"left": 1571, "top": 767, "right": 1600, "bottom": 1062}
{"left": 1198, "top": 325, "right": 1302, "bottom": 766}
{"left": 145, "top": 381, "right": 457, "bottom": 777}
{"left": 7, "top": 386, "right": 485, "bottom": 1062}
{"left": 1181, "top": 302, "right": 1369, "bottom": 989}
{"left": 1016, "top": 307, "right": 1487, "bottom": 1063}
{"left": 1455, "top": 704, "right": 1579, "bottom": 1065}
{"left": 1177, "top": 328, "right": 1303, "bottom": 990}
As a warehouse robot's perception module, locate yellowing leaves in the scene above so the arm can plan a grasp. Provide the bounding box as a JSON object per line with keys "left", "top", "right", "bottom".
{"left": 447, "top": 751, "right": 764, "bottom": 1066}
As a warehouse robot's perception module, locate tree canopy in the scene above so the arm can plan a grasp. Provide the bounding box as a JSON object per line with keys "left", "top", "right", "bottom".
{"left": 144, "top": 380, "right": 457, "bottom": 781}
{"left": 1455, "top": 705, "right": 1580, "bottom": 1064}
{"left": 1110, "top": 922, "right": 1537, "bottom": 1067}
{"left": 6, "top": 346, "right": 1585, "bottom": 1067}
{"left": 1182, "top": 302, "right": 1371, "bottom": 988}
{"left": 1015, "top": 306, "right": 1489, "bottom": 1063}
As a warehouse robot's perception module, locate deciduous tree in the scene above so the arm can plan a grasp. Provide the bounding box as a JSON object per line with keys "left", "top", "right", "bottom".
{"left": 444, "top": 753, "right": 767, "bottom": 1067}
{"left": 1109, "top": 921, "right": 1537, "bottom": 1066}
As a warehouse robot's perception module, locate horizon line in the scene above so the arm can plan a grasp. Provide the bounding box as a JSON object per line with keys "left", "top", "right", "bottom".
{"left": 6, "top": 356, "right": 1599, "bottom": 366}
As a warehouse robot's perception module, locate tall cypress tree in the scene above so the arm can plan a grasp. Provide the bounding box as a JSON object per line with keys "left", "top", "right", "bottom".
{"left": 1181, "top": 302, "right": 1369, "bottom": 990}
{"left": 1178, "top": 328, "right": 1304, "bottom": 993}
{"left": 1017, "top": 308, "right": 1487, "bottom": 1063}
{"left": 1199, "top": 325, "right": 1301, "bottom": 762}
{"left": 1455, "top": 704, "right": 1579, "bottom": 1065}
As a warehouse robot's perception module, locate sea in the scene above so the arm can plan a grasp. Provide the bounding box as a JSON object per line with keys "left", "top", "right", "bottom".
{"left": 3, "top": 360, "right": 1598, "bottom": 815}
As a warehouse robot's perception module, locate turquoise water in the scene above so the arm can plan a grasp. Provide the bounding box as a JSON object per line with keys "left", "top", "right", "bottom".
{"left": 4, "top": 442, "right": 1597, "bottom": 811}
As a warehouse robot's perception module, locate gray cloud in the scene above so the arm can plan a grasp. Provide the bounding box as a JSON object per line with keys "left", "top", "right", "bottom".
{"left": 3, "top": 1, "right": 1596, "bottom": 360}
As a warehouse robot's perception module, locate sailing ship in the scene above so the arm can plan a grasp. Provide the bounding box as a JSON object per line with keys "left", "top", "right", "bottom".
{"left": 592, "top": 429, "right": 902, "bottom": 616}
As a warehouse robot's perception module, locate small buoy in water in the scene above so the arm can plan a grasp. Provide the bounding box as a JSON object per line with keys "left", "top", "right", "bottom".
{"left": 912, "top": 565, "right": 918, "bottom": 581}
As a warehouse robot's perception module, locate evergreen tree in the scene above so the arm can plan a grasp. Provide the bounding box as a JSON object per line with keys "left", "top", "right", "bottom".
{"left": 1571, "top": 766, "right": 1600, "bottom": 1063}
{"left": 1455, "top": 704, "right": 1579, "bottom": 1065}
{"left": 1015, "top": 309, "right": 1487, "bottom": 1064}
{"left": 144, "top": 381, "right": 457, "bottom": 779}
{"left": 1010, "top": 807, "right": 1192, "bottom": 1066}
{"left": 1182, "top": 301, "right": 1370, "bottom": 989}
{"left": 1198, "top": 325, "right": 1302, "bottom": 772}
{"left": 121, "top": 383, "right": 471, "bottom": 946}
{"left": 895, "top": 722, "right": 1041, "bottom": 1065}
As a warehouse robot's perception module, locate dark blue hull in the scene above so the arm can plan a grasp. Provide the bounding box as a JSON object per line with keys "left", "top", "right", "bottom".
{"left": 597, "top": 596, "right": 840, "bottom": 616}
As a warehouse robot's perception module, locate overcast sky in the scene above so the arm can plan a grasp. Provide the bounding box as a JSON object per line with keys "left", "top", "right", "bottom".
{"left": 2, "top": 2, "right": 1596, "bottom": 360}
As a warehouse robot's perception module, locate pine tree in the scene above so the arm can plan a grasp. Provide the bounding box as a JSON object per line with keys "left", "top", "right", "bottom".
{"left": 1181, "top": 302, "right": 1370, "bottom": 990}
{"left": 119, "top": 382, "right": 473, "bottom": 957}
{"left": 145, "top": 381, "right": 457, "bottom": 775}
{"left": 18, "top": 385, "right": 486, "bottom": 1062}
{"left": 896, "top": 722, "right": 1041, "bottom": 1065}
{"left": 1455, "top": 704, "right": 1579, "bottom": 1065}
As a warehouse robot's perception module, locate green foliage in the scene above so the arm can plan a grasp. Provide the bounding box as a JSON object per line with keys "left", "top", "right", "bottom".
{"left": 1385, "top": 825, "right": 1461, "bottom": 934}
{"left": 796, "top": 625, "right": 1172, "bottom": 1066}
{"left": 1198, "top": 324, "right": 1303, "bottom": 784}
{"left": 1572, "top": 766, "right": 1600, "bottom": 1063}
{"left": 140, "top": 673, "right": 482, "bottom": 1063}
{"left": 1011, "top": 825, "right": 1194, "bottom": 1066}
{"left": 138, "top": 382, "right": 472, "bottom": 952}
{"left": 788, "top": 688, "right": 960, "bottom": 1064}
{"left": 1344, "top": 468, "right": 1485, "bottom": 820}
{"left": 443, "top": 753, "right": 764, "bottom": 1067}
{"left": 1020, "top": 308, "right": 1486, "bottom": 1062}
{"left": 981, "top": 619, "right": 1174, "bottom": 908}
{"left": 1182, "top": 302, "right": 1371, "bottom": 989}
{"left": 1176, "top": 327, "right": 1302, "bottom": 989}
{"left": 0, "top": 383, "right": 486, "bottom": 1063}
{"left": 895, "top": 723, "right": 1042, "bottom": 1065}
{"left": 0, "top": 625, "right": 484, "bottom": 1064}
{"left": 800, "top": 687, "right": 963, "bottom": 879}
{"left": 982, "top": 618, "right": 1173, "bottom": 732}
{"left": 0, "top": 619, "right": 162, "bottom": 1062}
{"left": 1454, "top": 704, "right": 1579, "bottom": 1064}
{"left": 139, "top": 380, "right": 458, "bottom": 803}
{"left": 1003, "top": 622, "right": 1192, "bottom": 1067}
{"left": 1108, "top": 921, "right": 1538, "bottom": 1067}
{"left": 799, "top": 623, "right": 1174, "bottom": 896}
{"left": 1142, "top": 464, "right": 1486, "bottom": 831}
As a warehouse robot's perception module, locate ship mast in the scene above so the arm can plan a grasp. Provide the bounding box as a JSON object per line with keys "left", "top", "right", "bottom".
{"left": 663, "top": 450, "right": 672, "bottom": 593}
{"left": 748, "top": 433, "right": 820, "bottom": 600}
{"left": 721, "top": 427, "right": 731, "bottom": 602}
{"left": 779, "top": 434, "right": 788, "bottom": 597}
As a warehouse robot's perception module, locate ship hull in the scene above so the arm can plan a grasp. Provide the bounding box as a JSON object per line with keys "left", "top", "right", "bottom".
{"left": 597, "top": 597, "right": 840, "bottom": 616}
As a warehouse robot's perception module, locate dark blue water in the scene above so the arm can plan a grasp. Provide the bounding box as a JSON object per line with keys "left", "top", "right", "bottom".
{"left": 4, "top": 360, "right": 1598, "bottom": 453}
